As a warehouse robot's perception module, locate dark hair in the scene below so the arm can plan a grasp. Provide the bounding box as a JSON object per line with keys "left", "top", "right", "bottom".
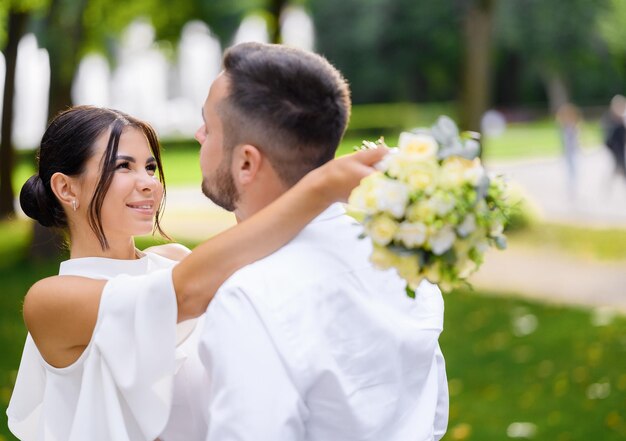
{"left": 220, "top": 42, "right": 351, "bottom": 186}
{"left": 20, "top": 105, "right": 168, "bottom": 249}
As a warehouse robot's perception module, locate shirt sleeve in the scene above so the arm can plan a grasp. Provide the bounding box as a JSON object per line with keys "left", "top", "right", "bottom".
{"left": 433, "top": 343, "right": 449, "bottom": 441}
{"left": 198, "top": 287, "right": 307, "bottom": 441}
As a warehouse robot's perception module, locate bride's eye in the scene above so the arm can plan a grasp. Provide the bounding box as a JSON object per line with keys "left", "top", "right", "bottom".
{"left": 115, "top": 161, "right": 130, "bottom": 171}
{"left": 146, "top": 163, "right": 157, "bottom": 175}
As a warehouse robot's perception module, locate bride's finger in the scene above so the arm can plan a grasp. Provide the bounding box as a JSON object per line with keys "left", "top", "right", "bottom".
{"left": 348, "top": 145, "right": 389, "bottom": 166}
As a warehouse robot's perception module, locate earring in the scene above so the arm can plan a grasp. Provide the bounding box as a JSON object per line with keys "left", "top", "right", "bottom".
{"left": 72, "top": 200, "right": 77, "bottom": 212}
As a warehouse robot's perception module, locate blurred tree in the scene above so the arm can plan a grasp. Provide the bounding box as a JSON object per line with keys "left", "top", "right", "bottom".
{"left": 0, "top": 0, "right": 47, "bottom": 219}
{"left": 310, "top": 0, "right": 462, "bottom": 104}
{"left": 0, "top": 10, "right": 28, "bottom": 218}
{"left": 268, "top": 0, "right": 288, "bottom": 43}
{"left": 42, "top": 0, "right": 90, "bottom": 119}
{"left": 459, "top": 0, "right": 497, "bottom": 134}
{"left": 495, "top": 0, "right": 611, "bottom": 113}
{"left": 597, "top": 0, "right": 626, "bottom": 85}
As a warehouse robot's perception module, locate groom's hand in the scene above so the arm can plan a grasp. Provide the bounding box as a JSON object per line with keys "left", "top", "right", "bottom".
{"left": 318, "top": 147, "right": 389, "bottom": 203}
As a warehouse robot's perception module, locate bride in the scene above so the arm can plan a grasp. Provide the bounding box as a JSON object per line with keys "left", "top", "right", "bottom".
{"left": 6, "top": 105, "right": 386, "bottom": 441}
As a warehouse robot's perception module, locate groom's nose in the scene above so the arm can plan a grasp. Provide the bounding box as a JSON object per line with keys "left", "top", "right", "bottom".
{"left": 195, "top": 125, "right": 207, "bottom": 144}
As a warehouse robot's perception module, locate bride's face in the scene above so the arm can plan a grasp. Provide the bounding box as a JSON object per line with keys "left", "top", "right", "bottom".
{"left": 78, "top": 127, "right": 164, "bottom": 239}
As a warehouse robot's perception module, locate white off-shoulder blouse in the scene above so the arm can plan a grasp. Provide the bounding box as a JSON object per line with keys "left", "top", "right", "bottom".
{"left": 6, "top": 252, "right": 207, "bottom": 441}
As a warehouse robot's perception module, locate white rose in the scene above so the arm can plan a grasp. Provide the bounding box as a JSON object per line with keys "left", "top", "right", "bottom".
{"left": 375, "top": 179, "right": 410, "bottom": 218}
{"left": 398, "top": 132, "right": 438, "bottom": 161}
{"left": 374, "top": 147, "right": 399, "bottom": 173}
{"left": 396, "top": 221, "right": 428, "bottom": 248}
{"left": 428, "top": 225, "right": 456, "bottom": 255}
{"left": 366, "top": 215, "right": 399, "bottom": 246}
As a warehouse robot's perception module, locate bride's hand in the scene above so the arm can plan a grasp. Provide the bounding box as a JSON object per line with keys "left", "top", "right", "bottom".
{"left": 310, "top": 147, "right": 389, "bottom": 203}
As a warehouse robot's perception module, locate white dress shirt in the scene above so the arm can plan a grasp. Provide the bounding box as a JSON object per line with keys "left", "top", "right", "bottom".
{"left": 198, "top": 204, "right": 448, "bottom": 441}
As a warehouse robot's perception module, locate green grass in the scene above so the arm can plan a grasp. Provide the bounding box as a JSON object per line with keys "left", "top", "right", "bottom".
{"left": 0, "top": 220, "right": 31, "bottom": 265}
{"left": 508, "top": 223, "right": 626, "bottom": 261}
{"left": 443, "top": 289, "right": 626, "bottom": 440}
{"left": 483, "top": 120, "right": 601, "bottom": 161}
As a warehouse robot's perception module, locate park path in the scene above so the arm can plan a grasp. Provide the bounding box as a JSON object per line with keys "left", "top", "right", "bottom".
{"left": 476, "top": 147, "right": 626, "bottom": 312}
{"left": 161, "top": 147, "right": 626, "bottom": 313}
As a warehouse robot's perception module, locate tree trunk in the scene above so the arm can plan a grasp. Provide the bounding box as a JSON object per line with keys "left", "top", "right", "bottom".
{"left": 0, "top": 11, "right": 28, "bottom": 219}
{"left": 44, "top": 0, "right": 88, "bottom": 119}
{"left": 459, "top": 0, "right": 496, "bottom": 136}
{"left": 542, "top": 70, "right": 569, "bottom": 115}
{"left": 28, "top": 0, "right": 88, "bottom": 259}
{"left": 268, "top": 0, "right": 289, "bottom": 44}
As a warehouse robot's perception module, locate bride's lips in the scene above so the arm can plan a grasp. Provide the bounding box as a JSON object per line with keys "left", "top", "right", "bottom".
{"left": 126, "top": 200, "right": 155, "bottom": 215}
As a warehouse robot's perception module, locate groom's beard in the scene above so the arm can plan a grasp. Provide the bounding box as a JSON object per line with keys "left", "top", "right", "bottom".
{"left": 202, "top": 160, "right": 240, "bottom": 212}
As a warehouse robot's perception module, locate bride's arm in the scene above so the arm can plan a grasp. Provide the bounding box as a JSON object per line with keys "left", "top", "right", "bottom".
{"left": 24, "top": 148, "right": 387, "bottom": 365}
{"left": 172, "top": 147, "right": 386, "bottom": 321}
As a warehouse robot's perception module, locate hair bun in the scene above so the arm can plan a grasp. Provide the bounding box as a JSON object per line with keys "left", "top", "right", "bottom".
{"left": 19, "top": 175, "right": 58, "bottom": 227}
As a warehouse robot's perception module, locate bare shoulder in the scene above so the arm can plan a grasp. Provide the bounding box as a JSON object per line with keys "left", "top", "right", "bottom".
{"left": 24, "top": 275, "right": 104, "bottom": 322}
{"left": 144, "top": 243, "right": 192, "bottom": 262}
{"left": 23, "top": 275, "right": 106, "bottom": 367}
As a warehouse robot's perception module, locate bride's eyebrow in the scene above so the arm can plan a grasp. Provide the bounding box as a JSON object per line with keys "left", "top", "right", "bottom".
{"left": 116, "top": 155, "right": 156, "bottom": 164}
{"left": 116, "top": 155, "right": 136, "bottom": 163}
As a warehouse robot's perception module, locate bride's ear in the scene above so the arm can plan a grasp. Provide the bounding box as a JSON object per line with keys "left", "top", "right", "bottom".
{"left": 232, "top": 144, "right": 262, "bottom": 186}
{"left": 50, "top": 172, "right": 81, "bottom": 212}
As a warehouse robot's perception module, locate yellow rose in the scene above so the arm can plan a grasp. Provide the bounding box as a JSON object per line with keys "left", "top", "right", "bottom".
{"left": 453, "top": 238, "right": 472, "bottom": 257}
{"left": 406, "top": 200, "right": 436, "bottom": 223}
{"left": 440, "top": 156, "right": 474, "bottom": 189}
{"left": 464, "top": 158, "right": 486, "bottom": 186}
{"left": 370, "top": 244, "right": 397, "bottom": 270}
{"left": 457, "top": 256, "right": 478, "bottom": 278}
{"left": 423, "top": 261, "right": 441, "bottom": 283}
{"left": 366, "top": 214, "right": 399, "bottom": 246}
{"left": 395, "top": 255, "right": 423, "bottom": 287}
{"left": 404, "top": 160, "right": 438, "bottom": 193}
{"left": 348, "top": 172, "right": 384, "bottom": 214}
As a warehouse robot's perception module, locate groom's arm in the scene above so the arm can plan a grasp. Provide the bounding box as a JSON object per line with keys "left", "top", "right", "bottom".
{"left": 198, "top": 286, "right": 307, "bottom": 441}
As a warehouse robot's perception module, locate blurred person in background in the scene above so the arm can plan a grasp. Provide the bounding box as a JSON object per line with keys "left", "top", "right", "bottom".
{"left": 556, "top": 103, "right": 581, "bottom": 201}
{"left": 602, "top": 95, "right": 626, "bottom": 185}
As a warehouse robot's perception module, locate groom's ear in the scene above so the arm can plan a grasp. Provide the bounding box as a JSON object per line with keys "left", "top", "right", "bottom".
{"left": 232, "top": 144, "right": 263, "bottom": 186}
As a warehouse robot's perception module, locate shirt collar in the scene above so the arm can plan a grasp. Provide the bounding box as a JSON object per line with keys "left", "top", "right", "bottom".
{"left": 311, "top": 203, "right": 346, "bottom": 224}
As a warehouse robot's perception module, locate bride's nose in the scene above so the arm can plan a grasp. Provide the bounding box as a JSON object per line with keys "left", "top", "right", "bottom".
{"left": 137, "top": 171, "right": 158, "bottom": 192}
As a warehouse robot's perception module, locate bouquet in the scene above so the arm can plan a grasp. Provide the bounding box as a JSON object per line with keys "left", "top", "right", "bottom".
{"left": 349, "top": 116, "right": 511, "bottom": 296}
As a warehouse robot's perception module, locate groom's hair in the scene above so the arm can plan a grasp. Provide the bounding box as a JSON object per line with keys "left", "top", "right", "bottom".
{"left": 219, "top": 42, "right": 351, "bottom": 187}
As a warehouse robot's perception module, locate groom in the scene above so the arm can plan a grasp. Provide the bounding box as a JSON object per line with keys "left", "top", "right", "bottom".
{"left": 195, "top": 42, "right": 448, "bottom": 440}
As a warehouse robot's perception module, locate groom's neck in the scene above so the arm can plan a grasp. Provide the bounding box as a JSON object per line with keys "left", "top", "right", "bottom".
{"left": 233, "top": 185, "right": 289, "bottom": 223}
